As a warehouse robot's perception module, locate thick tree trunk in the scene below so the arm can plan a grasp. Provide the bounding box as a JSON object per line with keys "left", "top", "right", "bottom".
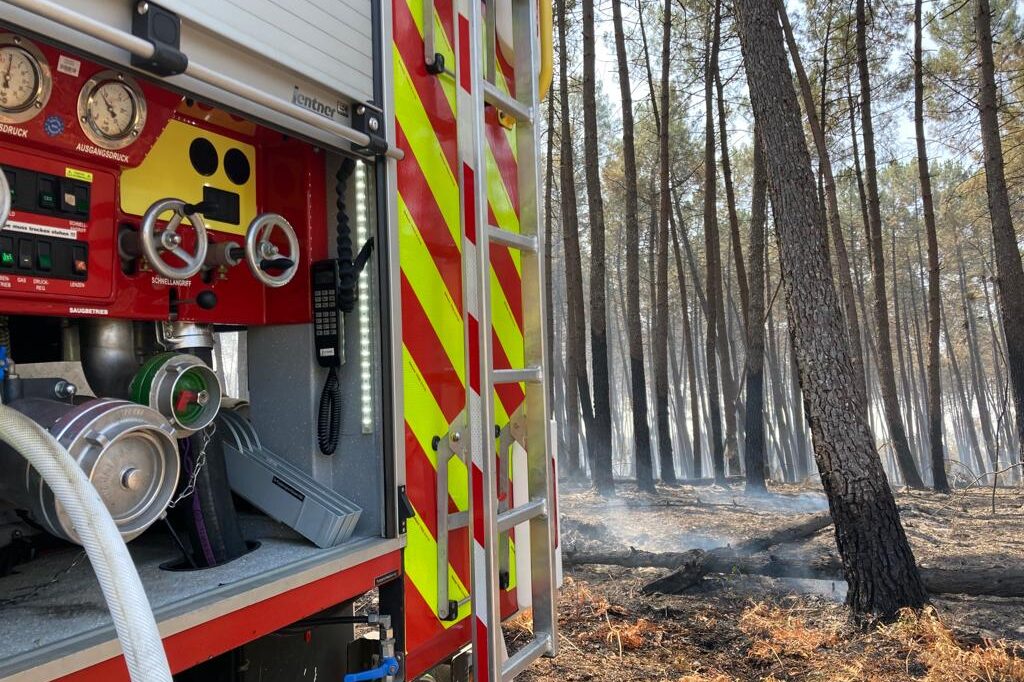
{"left": 580, "top": 0, "right": 614, "bottom": 494}
{"left": 744, "top": 125, "right": 768, "bottom": 493}
{"left": 776, "top": 0, "right": 867, "bottom": 412}
{"left": 704, "top": 1, "right": 727, "bottom": 484}
{"left": 733, "top": 0, "right": 929, "bottom": 617}
{"left": 855, "top": 0, "right": 925, "bottom": 488}
{"left": 976, "top": 0, "right": 1024, "bottom": 470}
{"left": 610, "top": 0, "right": 655, "bottom": 491}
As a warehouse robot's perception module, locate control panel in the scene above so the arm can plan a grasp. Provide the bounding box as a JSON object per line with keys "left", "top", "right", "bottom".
{"left": 0, "top": 31, "right": 326, "bottom": 325}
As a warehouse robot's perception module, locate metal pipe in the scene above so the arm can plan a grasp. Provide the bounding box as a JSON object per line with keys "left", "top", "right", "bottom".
{"left": 80, "top": 319, "right": 138, "bottom": 399}
{"left": 2, "top": 0, "right": 404, "bottom": 160}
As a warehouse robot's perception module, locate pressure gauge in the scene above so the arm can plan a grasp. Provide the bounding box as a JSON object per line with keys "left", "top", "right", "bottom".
{"left": 0, "top": 35, "right": 51, "bottom": 124}
{"left": 78, "top": 71, "right": 147, "bottom": 150}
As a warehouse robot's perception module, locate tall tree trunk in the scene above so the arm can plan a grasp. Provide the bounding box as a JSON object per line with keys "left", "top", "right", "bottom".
{"left": 610, "top": 0, "right": 655, "bottom": 491}
{"left": 703, "top": 0, "right": 727, "bottom": 484}
{"left": 734, "top": 0, "right": 928, "bottom": 617}
{"left": 942, "top": 298, "right": 990, "bottom": 476}
{"left": 557, "top": 0, "right": 589, "bottom": 479}
{"left": 744, "top": 125, "right": 768, "bottom": 493}
{"left": 671, "top": 218, "right": 703, "bottom": 479}
{"left": 976, "top": 0, "right": 1024, "bottom": 470}
{"left": 958, "top": 244, "right": 998, "bottom": 471}
{"left": 581, "top": 0, "right": 614, "bottom": 493}
{"left": 776, "top": 0, "right": 867, "bottom": 411}
{"left": 716, "top": 70, "right": 750, "bottom": 326}
{"left": 856, "top": 0, "right": 925, "bottom": 488}
{"left": 653, "top": 0, "right": 676, "bottom": 483}
{"left": 914, "top": 0, "right": 949, "bottom": 491}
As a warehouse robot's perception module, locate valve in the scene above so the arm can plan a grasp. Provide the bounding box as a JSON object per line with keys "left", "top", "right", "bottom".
{"left": 140, "top": 197, "right": 209, "bottom": 279}
{"left": 0, "top": 166, "right": 10, "bottom": 230}
{"left": 343, "top": 657, "right": 399, "bottom": 682}
{"left": 244, "top": 212, "right": 300, "bottom": 287}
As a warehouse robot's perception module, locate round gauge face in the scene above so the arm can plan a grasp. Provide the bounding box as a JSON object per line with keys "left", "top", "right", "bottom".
{"left": 0, "top": 46, "right": 40, "bottom": 112}
{"left": 0, "top": 36, "right": 50, "bottom": 124}
{"left": 77, "top": 71, "right": 147, "bottom": 150}
{"left": 87, "top": 81, "right": 137, "bottom": 140}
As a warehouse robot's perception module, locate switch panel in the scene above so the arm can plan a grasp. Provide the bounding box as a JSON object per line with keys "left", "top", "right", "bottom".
{"left": 1, "top": 235, "right": 88, "bottom": 281}
{"left": 5, "top": 165, "right": 91, "bottom": 221}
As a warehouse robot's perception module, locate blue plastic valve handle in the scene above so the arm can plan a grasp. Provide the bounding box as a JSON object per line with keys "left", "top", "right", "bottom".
{"left": 342, "top": 656, "right": 400, "bottom": 682}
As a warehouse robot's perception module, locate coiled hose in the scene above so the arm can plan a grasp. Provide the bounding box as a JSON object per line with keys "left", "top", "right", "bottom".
{"left": 0, "top": 404, "right": 171, "bottom": 682}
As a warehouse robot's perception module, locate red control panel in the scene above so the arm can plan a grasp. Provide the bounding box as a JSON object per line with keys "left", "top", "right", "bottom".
{"left": 0, "top": 33, "right": 326, "bottom": 325}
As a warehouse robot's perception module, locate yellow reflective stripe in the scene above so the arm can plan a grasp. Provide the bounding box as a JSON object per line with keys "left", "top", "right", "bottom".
{"left": 406, "top": 509, "right": 470, "bottom": 630}
{"left": 394, "top": 52, "right": 459, "bottom": 245}
{"left": 489, "top": 268, "right": 523, "bottom": 369}
{"left": 485, "top": 143, "right": 520, "bottom": 237}
{"left": 397, "top": 195, "right": 466, "bottom": 384}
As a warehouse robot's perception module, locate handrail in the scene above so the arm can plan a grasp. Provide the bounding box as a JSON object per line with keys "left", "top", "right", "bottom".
{"left": 1, "top": 0, "right": 404, "bottom": 160}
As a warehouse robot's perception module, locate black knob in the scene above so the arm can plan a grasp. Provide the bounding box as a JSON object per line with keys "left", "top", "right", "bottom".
{"left": 260, "top": 257, "right": 295, "bottom": 272}
{"left": 196, "top": 290, "right": 218, "bottom": 310}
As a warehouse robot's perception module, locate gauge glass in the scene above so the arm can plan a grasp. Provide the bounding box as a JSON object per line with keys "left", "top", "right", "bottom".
{"left": 0, "top": 45, "right": 40, "bottom": 113}
{"left": 87, "top": 81, "right": 138, "bottom": 140}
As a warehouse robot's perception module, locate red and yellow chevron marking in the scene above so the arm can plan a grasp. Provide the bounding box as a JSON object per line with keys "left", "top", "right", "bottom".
{"left": 394, "top": 0, "right": 527, "bottom": 677}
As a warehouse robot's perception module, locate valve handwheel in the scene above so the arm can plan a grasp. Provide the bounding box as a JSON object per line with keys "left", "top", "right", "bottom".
{"left": 0, "top": 166, "right": 10, "bottom": 230}
{"left": 140, "top": 198, "right": 209, "bottom": 279}
{"left": 245, "top": 213, "right": 300, "bottom": 287}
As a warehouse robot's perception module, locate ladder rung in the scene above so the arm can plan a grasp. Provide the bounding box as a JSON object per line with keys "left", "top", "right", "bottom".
{"left": 492, "top": 367, "right": 543, "bottom": 385}
{"left": 482, "top": 81, "right": 533, "bottom": 124}
{"left": 497, "top": 499, "right": 546, "bottom": 534}
{"left": 501, "top": 634, "right": 553, "bottom": 682}
{"left": 448, "top": 510, "right": 469, "bottom": 530}
{"left": 487, "top": 224, "right": 538, "bottom": 253}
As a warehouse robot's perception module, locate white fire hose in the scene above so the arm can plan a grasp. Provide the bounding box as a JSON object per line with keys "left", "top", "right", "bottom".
{"left": 0, "top": 404, "right": 172, "bottom": 682}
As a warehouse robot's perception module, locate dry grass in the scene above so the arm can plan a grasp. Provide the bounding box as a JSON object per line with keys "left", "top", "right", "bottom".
{"left": 738, "top": 602, "right": 840, "bottom": 662}
{"left": 878, "top": 607, "right": 1024, "bottom": 682}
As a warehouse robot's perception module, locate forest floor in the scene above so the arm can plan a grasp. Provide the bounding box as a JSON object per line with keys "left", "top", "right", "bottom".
{"left": 512, "top": 480, "right": 1024, "bottom": 681}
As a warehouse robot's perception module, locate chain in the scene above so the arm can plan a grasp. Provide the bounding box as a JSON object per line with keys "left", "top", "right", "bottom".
{"left": 167, "top": 422, "right": 217, "bottom": 510}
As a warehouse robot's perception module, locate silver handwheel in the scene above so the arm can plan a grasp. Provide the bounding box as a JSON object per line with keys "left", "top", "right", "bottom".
{"left": 0, "top": 166, "right": 10, "bottom": 230}
{"left": 140, "top": 198, "right": 209, "bottom": 279}
{"left": 244, "top": 213, "right": 300, "bottom": 287}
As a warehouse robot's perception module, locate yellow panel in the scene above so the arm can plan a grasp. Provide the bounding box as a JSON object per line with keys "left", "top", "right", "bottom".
{"left": 120, "top": 119, "right": 257, "bottom": 236}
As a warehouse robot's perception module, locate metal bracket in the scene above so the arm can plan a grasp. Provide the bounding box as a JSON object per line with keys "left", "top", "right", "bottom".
{"left": 131, "top": 1, "right": 188, "bottom": 76}
{"left": 434, "top": 411, "right": 469, "bottom": 621}
{"left": 351, "top": 103, "right": 389, "bottom": 157}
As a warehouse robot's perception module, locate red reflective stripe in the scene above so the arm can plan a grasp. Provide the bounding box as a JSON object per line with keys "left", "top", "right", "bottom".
{"left": 401, "top": 273, "right": 464, "bottom": 422}
{"left": 467, "top": 313, "right": 481, "bottom": 395}
{"left": 491, "top": 327, "right": 526, "bottom": 415}
{"left": 458, "top": 14, "right": 472, "bottom": 93}
{"left": 395, "top": 123, "right": 463, "bottom": 308}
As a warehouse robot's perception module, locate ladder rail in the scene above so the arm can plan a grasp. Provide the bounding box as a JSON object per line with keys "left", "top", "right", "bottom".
{"left": 458, "top": 0, "right": 558, "bottom": 679}
{"left": 509, "top": 0, "right": 558, "bottom": 666}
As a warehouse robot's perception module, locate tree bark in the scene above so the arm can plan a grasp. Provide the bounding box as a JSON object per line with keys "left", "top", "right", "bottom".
{"left": 744, "top": 124, "right": 768, "bottom": 493}
{"left": 976, "top": 0, "right": 1024, "bottom": 469}
{"left": 581, "top": 0, "right": 614, "bottom": 494}
{"left": 776, "top": 0, "right": 867, "bottom": 412}
{"left": 733, "top": 0, "right": 929, "bottom": 617}
{"left": 610, "top": 0, "right": 655, "bottom": 491}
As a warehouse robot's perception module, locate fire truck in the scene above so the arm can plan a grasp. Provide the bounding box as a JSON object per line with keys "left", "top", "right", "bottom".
{"left": 0, "top": 0, "right": 558, "bottom": 680}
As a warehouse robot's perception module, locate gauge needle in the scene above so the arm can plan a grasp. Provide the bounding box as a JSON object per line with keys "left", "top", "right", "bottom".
{"left": 101, "top": 91, "right": 117, "bottom": 117}
{"left": 2, "top": 56, "right": 12, "bottom": 89}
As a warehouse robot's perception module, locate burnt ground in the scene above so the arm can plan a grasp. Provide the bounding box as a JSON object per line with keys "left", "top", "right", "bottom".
{"left": 512, "top": 481, "right": 1024, "bottom": 681}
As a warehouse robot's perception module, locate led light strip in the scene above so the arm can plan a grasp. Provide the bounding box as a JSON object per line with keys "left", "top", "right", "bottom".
{"left": 356, "top": 162, "right": 373, "bottom": 434}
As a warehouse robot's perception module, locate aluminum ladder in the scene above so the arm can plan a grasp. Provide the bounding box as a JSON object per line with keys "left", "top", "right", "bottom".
{"left": 452, "top": 0, "right": 558, "bottom": 679}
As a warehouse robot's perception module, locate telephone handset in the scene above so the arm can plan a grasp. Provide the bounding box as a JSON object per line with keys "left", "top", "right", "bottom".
{"left": 311, "top": 259, "right": 344, "bottom": 368}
